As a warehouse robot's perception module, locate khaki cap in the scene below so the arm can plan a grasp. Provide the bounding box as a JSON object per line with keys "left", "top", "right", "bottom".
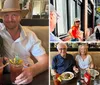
{"left": 1, "top": 0, "right": 29, "bottom": 18}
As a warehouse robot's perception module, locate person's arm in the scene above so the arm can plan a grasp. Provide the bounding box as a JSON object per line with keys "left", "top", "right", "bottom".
{"left": 62, "top": 28, "right": 73, "bottom": 41}
{"left": 51, "top": 69, "right": 57, "bottom": 76}
{"left": 89, "top": 55, "right": 94, "bottom": 69}
{"left": 69, "top": 28, "right": 74, "bottom": 38}
{"left": 89, "top": 62, "right": 94, "bottom": 69}
{"left": 62, "top": 36, "right": 71, "bottom": 41}
{"left": 15, "top": 54, "right": 48, "bottom": 84}
{"left": 15, "top": 31, "right": 48, "bottom": 84}
{"left": 51, "top": 56, "right": 57, "bottom": 75}
{"left": 75, "top": 29, "right": 83, "bottom": 41}
{"left": 30, "top": 53, "right": 48, "bottom": 76}
{"left": 73, "top": 55, "right": 79, "bottom": 73}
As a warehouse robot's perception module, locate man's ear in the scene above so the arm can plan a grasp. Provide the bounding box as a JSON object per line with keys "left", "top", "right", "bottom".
{"left": 0, "top": 13, "right": 4, "bottom": 20}
{"left": 19, "top": 13, "right": 22, "bottom": 22}
{"left": 20, "top": 16, "right": 22, "bottom": 21}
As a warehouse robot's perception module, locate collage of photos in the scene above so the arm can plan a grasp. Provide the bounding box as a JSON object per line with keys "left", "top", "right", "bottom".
{"left": 0, "top": 0, "right": 100, "bottom": 85}
{"left": 50, "top": 0, "right": 100, "bottom": 85}
{"left": 0, "top": 0, "right": 49, "bottom": 85}
{"left": 50, "top": 0, "right": 100, "bottom": 42}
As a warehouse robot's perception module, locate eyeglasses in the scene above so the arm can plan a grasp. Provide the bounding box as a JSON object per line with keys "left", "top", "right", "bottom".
{"left": 59, "top": 48, "right": 67, "bottom": 50}
{"left": 56, "top": 12, "right": 60, "bottom": 21}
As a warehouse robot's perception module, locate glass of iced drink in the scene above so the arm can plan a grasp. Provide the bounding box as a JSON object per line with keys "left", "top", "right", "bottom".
{"left": 9, "top": 56, "right": 23, "bottom": 84}
{"left": 0, "top": 57, "right": 3, "bottom": 84}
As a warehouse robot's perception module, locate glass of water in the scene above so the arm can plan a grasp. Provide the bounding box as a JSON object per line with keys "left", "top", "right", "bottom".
{"left": 94, "top": 79, "right": 100, "bottom": 85}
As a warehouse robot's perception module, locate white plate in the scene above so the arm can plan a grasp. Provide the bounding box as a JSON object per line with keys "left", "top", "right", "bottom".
{"left": 61, "top": 72, "right": 74, "bottom": 81}
{"left": 87, "top": 69, "right": 99, "bottom": 76}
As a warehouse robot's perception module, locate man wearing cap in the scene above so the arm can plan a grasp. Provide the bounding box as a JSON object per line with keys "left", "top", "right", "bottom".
{"left": 0, "top": 0, "right": 48, "bottom": 84}
{"left": 62, "top": 18, "right": 83, "bottom": 41}
{"left": 50, "top": 4, "right": 62, "bottom": 42}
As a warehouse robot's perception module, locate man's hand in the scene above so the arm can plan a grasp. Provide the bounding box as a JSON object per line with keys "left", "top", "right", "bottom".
{"left": 15, "top": 53, "right": 48, "bottom": 84}
{"left": 15, "top": 66, "right": 34, "bottom": 84}
{"left": 73, "top": 66, "right": 79, "bottom": 73}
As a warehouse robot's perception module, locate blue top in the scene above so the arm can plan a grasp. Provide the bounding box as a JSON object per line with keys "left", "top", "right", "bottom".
{"left": 52, "top": 54, "right": 76, "bottom": 74}
{"left": 50, "top": 33, "right": 61, "bottom": 42}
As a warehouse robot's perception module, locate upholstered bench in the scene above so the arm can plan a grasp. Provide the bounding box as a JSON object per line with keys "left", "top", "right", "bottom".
{"left": 50, "top": 51, "right": 100, "bottom": 70}
{"left": 23, "top": 26, "right": 49, "bottom": 54}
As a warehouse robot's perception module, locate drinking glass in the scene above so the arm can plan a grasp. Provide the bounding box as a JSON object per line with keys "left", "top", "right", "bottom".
{"left": 0, "top": 58, "right": 3, "bottom": 84}
{"left": 10, "top": 64, "right": 23, "bottom": 84}
{"left": 94, "top": 79, "right": 100, "bottom": 85}
{"left": 80, "top": 69, "right": 86, "bottom": 79}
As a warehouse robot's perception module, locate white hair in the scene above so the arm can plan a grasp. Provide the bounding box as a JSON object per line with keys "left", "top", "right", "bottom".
{"left": 57, "top": 43, "right": 67, "bottom": 50}
{"left": 50, "top": 4, "right": 56, "bottom": 12}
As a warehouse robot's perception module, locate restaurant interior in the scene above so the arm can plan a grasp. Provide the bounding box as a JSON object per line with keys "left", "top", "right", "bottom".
{"left": 0, "top": 0, "right": 49, "bottom": 85}
{"left": 50, "top": 42, "right": 100, "bottom": 85}
{"left": 0, "top": 0, "right": 49, "bottom": 53}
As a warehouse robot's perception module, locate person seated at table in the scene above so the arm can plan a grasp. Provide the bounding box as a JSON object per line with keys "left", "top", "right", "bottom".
{"left": 0, "top": 35, "right": 6, "bottom": 65}
{"left": 0, "top": 35, "right": 5, "bottom": 57}
{"left": 87, "top": 19, "right": 100, "bottom": 41}
{"left": 62, "top": 18, "right": 83, "bottom": 41}
{"left": 75, "top": 44, "right": 94, "bottom": 70}
{"left": 51, "top": 43, "right": 78, "bottom": 85}
{"left": 50, "top": 4, "right": 62, "bottom": 42}
{"left": 0, "top": 0, "right": 48, "bottom": 84}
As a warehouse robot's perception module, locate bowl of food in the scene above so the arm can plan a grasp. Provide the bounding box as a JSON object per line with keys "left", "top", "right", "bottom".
{"left": 60, "top": 72, "right": 74, "bottom": 81}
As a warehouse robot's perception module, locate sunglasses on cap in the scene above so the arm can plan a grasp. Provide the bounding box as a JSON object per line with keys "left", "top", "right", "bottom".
{"left": 75, "top": 21, "right": 80, "bottom": 23}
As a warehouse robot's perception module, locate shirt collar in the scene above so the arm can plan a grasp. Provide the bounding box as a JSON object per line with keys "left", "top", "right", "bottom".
{"left": 1, "top": 24, "right": 6, "bottom": 31}
{"left": 58, "top": 54, "right": 66, "bottom": 59}
{"left": 19, "top": 25, "right": 27, "bottom": 41}
{"left": 0, "top": 23, "right": 5, "bottom": 30}
{"left": 1, "top": 24, "right": 27, "bottom": 41}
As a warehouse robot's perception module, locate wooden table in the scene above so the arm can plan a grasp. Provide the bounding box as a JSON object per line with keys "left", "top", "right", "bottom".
{"left": 51, "top": 73, "right": 100, "bottom": 85}
{"left": 51, "top": 77, "right": 96, "bottom": 85}
{"left": 1, "top": 70, "right": 48, "bottom": 85}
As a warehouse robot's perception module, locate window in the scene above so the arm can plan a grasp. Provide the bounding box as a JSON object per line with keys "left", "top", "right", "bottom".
{"left": 55, "top": 0, "right": 68, "bottom": 36}
{"left": 77, "top": 4, "right": 81, "bottom": 19}
{"left": 52, "top": 0, "right": 82, "bottom": 37}
{"left": 71, "top": 0, "right": 76, "bottom": 26}
{"left": 50, "top": 0, "right": 68, "bottom": 37}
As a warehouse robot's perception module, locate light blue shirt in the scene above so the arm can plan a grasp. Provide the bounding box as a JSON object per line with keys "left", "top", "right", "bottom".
{"left": 76, "top": 54, "right": 92, "bottom": 69}
{"left": 50, "top": 32, "right": 62, "bottom": 42}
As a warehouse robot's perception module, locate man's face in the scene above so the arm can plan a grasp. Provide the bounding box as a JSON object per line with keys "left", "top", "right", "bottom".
{"left": 2, "top": 11, "right": 21, "bottom": 30}
{"left": 58, "top": 45, "right": 67, "bottom": 57}
{"left": 50, "top": 11, "right": 57, "bottom": 32}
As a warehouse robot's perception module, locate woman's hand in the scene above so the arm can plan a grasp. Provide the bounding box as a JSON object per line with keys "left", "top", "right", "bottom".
{"left": 73, "top": 66, "right": 79, "bottom": 73}
{"left": 62, "top": 36, "right": 71, "bottom": 41}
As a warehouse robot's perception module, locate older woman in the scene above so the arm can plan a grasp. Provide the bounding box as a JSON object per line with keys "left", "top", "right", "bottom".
{"left": 62, "top": 18, "right": 83, "bottom": 41}
{"left": 75, "top": 44, "right": 94, "bottom": 69}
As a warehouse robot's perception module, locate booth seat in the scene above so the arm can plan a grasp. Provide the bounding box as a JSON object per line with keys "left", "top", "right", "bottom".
{"left": 22, "top": 26, "right": 49, "bottom": 54}
{"left": 50, "top": 51, "right": 100, "bottom": 67}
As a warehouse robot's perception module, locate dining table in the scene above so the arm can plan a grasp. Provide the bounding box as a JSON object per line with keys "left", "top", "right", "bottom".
{"left": 50, "top": 69, "right": 100, "bottom": 85}
{"left": 1, "top": 70, "right": 48, "bottom": 85}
